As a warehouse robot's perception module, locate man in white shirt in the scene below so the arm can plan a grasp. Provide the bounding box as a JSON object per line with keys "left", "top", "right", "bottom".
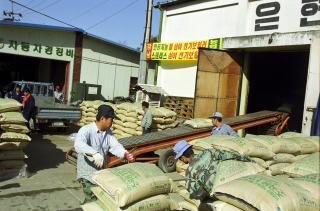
{"left": 74, "top": 105, "right": 134, "bottom": 204}
{"left": 54, "top": 85, "right": 64, "bottom": 103}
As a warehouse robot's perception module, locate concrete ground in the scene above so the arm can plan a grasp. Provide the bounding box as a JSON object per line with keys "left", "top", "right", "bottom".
{"left": 0, "top": 131, "right": 83, "bottom": 211}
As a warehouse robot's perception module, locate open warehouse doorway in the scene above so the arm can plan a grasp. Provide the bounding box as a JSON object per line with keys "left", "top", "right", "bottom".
{"left": 246, "top": 49, "right": 309, "bottom": 132}
{"left": 0, "top": 52, "right": 69, "bottom": 97}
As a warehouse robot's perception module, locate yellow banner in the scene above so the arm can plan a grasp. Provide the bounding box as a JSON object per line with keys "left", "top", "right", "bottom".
{"left": 146, "top": 38, "right": 223, "bottom": 61}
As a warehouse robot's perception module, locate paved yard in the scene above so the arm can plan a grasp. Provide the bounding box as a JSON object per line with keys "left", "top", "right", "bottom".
{"left": 0, "top": 132, "right": 83, "bottom": 211}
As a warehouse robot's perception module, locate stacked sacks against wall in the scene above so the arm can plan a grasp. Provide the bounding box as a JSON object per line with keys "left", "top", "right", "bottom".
{"left": 82, "top": 163, "right": 198, "bottom": 211}
{"left": 112, "top": 103, "right": 179, "bottom": 139}
{"left": 0, "top": 99, "right": 30, "bottom": 180}
{"left": 177, "top": 133, "right": 320, "bottom": 210}
{"left": 78, "top": 100, "right": 115, "bottom": 126}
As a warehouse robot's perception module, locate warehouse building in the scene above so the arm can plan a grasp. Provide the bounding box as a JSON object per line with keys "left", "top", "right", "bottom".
{"left": 150, "top": 0, "right": 320, "bottom": 135}
{"left": 0, "top": 21, "right": 154, "bottom": 101}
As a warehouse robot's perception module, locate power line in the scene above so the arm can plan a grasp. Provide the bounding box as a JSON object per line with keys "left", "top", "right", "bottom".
{"left": 10, "top": 0, "right": 82, "bottom": 30}
{"left": 86, "top": 0, "right": 140, "bottom": 30}
{"left": 24, "top": 0, "right": 63, "bottom": 15}
{"left": 69, "top": 0, "right": 112, "bottom": 21}
{"left": 19, "top": 0, "right": 47, "bottom": 14}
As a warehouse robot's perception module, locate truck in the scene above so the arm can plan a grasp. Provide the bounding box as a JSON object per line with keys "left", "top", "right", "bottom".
{"left": 4, "top": 81, "right": 81, "bottom": 130}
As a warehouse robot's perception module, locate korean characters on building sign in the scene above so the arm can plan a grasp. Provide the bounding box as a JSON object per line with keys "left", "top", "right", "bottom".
{"left": 4, "top": 39, "right": 74, "bottom": 58}
{"left": 254, "top": 0, "right": 320, "bottom": 31}
{"left": 146, "top": 38, "right": 223, "bottom": 61}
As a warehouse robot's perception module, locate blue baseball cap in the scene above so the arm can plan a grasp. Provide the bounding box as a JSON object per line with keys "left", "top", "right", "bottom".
{"left": 209, "top": 112, "right": 223, "bottom": 119}
{"left": 173, "top": 140, "right": 192, "bottom": 159}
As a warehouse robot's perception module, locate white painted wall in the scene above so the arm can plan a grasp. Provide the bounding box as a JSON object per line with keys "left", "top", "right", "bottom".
{"left": 81, "top": 36, "right": 142, "bottom": 100}
{"left": 158, "top": 0, "right": 320, "bottom": 97}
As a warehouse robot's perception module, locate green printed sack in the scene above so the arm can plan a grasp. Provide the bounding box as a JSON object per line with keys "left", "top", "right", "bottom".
{"left": 283, "top": 137, "right": 319, "bottom": 154}
{"left": 203, "top": 200, "right": 243, "bottom": 211}
{"left": 282, "top": 152, "right": 320, "bottom": 177}
{"left": 190, "top": 135, "right": 235, "bottom": 151}
{"left": 91, "top": 163, "right": 174, "bottom": 207}
{"left": 1, "top": 124, "right": 30, "bottom": 134}
{"left": 246, "top": 139, "right": 275, "bottom": 160}
{"left": 91, "top": 186, "right": 171, "bottom": 211}
{"left": 0, "top": 141, "right": 28, "bottom": 150}
{"left": 0, "top": 98, "right": 22, "bottom": 113}
{"left": 267, "top": 153, "right": 297, "bottom": 165}
{"left": 0, "top": 132, "right": 31, "bottom": 142}
{"left": 0, "top": 112, "right": 27, "bottom": 124}
{"left": 268, "top": 163, "right": 290, "bottom": 176}
{"left": 292, "top": 174, "right": 320, "bottom": 199}
{"left": 213, "top": 174, "right": 319, "bottom": 211}
{"left": 212, "top": 137, "right": 249, "bottom": 155}
{"left": 213, "top": 160, "right": 264, "bottom": 189}
{"left": 250, "top": 157, "right": 268, "bottom": 168}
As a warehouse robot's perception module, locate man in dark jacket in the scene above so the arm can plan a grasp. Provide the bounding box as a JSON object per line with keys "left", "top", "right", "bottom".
{"left": 9, "top": 84, "right": 23, "bottom": 103}
{"left": 22, "top": 88, "right": 36, "bottom": 122}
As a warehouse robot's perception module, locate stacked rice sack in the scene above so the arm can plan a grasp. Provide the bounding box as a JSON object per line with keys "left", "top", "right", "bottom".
{"left": 78, "top": 100, "right": 115, "bottom": 126}
{"left": 0, "top": 98, "right": 30, "bottom": 180}
{"left": 81, "top": 163, "right": 197, "bottom": 211}
{"left": 177, "top": 132, "right": 319, "bottom": 211}
{"left": 112, "top": 103, "right": 179, "bottom": 139}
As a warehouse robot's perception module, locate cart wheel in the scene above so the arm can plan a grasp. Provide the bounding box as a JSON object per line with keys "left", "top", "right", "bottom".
{"left": 157, "top": 149, "right": 176, "bottom": 173}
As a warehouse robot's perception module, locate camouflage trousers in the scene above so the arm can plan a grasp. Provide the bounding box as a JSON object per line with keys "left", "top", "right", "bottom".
{"left": 79, "top": 178, "right": 97, "bottom": 204}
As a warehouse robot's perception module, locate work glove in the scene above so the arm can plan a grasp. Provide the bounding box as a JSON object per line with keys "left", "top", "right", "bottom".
{"left": 124, "top": 151, "right": 134, "bottom": 162}
{"left": 92, "top": 153, "right": 104, "bottom": 168}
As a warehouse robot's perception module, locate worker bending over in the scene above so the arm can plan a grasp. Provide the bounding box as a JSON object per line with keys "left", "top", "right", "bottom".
{"left": 209, "top": 112, "right": 238, "bottom": 137}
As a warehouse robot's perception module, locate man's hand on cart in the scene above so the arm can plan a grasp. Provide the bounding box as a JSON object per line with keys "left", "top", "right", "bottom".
{"left": 124, "top": 151, "right": 134, "bottom": 162}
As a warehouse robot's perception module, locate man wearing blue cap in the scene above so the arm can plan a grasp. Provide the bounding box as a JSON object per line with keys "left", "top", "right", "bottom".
{"left": 173, "top": 140, "right": 250, "bottom": 201}
{"left": 209, "top": 112, "right": 238, "bottom": 137}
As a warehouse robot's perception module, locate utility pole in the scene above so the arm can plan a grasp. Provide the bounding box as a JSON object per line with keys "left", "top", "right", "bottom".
{"left": 3, "top": 1, "right": 22, "bottom": 21}
{"left": 138, "top": 0, "right": 153, "bottom": 84}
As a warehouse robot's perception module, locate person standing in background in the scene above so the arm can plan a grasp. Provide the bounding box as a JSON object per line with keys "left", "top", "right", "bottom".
{"left": 141, "top": 101, "right": 152, "bottom": 134}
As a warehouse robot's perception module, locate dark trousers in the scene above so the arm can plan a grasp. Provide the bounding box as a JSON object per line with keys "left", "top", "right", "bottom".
{"left": 142, "top": 127, "right": 151, "bottom": 134}
{"left": 79, "top": 178, "right": 97, "bottom": 204}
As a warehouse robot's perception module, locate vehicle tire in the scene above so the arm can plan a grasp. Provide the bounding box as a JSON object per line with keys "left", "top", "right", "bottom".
{"left": 157, "top": 149, "right": 176, "bottom": 173}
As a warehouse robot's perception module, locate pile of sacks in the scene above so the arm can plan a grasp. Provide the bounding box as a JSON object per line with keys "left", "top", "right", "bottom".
{"left": 78, "top": 100, "right": 115, "bottom": 126}
{"left": 81, "top": 162, "right": 198, "bottom": 211}
{"left": 113, "top": 103, "right": 178, "bottom": 139}
{"left": 0, "top": 98, "right": 30, "bottom": 180}
{"left": 79, "top": 101, "right": 179, "bottom": 139}
{"left": 176, "top": 132, "right": 319, "bottom": 210}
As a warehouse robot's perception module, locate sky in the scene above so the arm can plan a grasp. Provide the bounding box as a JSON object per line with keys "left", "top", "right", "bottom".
{"left": 0, "top": 0, "right": 163, "bottom": 49}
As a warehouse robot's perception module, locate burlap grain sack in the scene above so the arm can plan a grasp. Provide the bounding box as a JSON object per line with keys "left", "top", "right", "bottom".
{"left": 1, "top": 132, "right": 31, "bottom": 142}
{"left": 278, "top": 131, "right": 307, "bottom": 138}
{"left": 116, "top": 109, "right": 127, "bottom": 115}
{"left": 0, "top": 150, "right": 25, "bottom": 160}
{"left": 117, "top": 103, "right": 143, "bottom": 114}
{"left": 114, "top": 119, "right": 125, "bottom": 127}
{"left": 84, "top": 116, "right": 96, "bottom": 123}
{"left": 213, "top": 160, "right": 265, "bottom": 189}
{"left": 1, "top": 124, "right": 30, "bottom": 134}
{"left": 83, "top": 112, "right": 96, "bottom": 118}
{"left": 292, "top": 174, "right": 320, "bottom": 199}
{"left": 91, "top": 163, "right": 174, "bottom": 207}
{"left": 0, "top": 112, "right": 27, "bottom": 124}
{"left": 91, "top": 186, "right": 171, "bottom": 211}
{"left": 153, "top": 117, "right": 165, "bottom": 124}
{"left": 283, "top": 137, "right": 319, "bottom": 154}
{"left": 155, "top": 121, "right": 179, "bottom": 130}
{"left": 282, "top": 152, "right": 320, "bottom": 177}
{"left": 123, "top": 122, "right": 138, "bottom": 129}
{"left": 167, "top": 193, "right": 198, "bottom": 211}
{"left": 137, "top": 115, "right": 143, "bottom": 121}
{"left": 0, "top": 98, "right": 22, "bottom": 113}
{"left": 203, "top": 200, "right": 243, "bottom": 211}
{"left": 150, "top": 107, "right": 176, "bottom": 118}
{"left": 0, "top": 160, "right": 25, "bottom": 169}
{"left": 245, "top": 140, "right": 275, "bottom": 160}
{"left": 81, "top": 201, "right": 104, "bottom": 211}
{"left": 295, "top": 154, "right": 311, "bottom": 160}
{"left": 127, "top": 112, "right": 138, "bottom": 118}
{"left": 176, "top": 159, "right": 189, "bottom": 173}
{"left": 184, "top": 118, "right": 212, "bottom": 129}
{"left": 84, "top": 107, "right": 96, "bottom": 113}
{"left": 268, "top": 163, "right": 290, "bottom": 176}
{"left": 0, "top": 142, "right": 28, "bottom": 150}
{"left": 246, "top": 135, "right": 301, "bottom": 154}
{"left": 177, "top": 188, "right": 201, "bottom": 207}
{"left": 190, "top": 135, "right": 235, "bottom": 151}
{"left": 122, "top": 128, "right": 141, "bottom": 136}
{"left": 213, "top": 174, "right": 319, "bottom": 211}
{"left": 266, "top": 153, "right": 297, "bottom": 166}
{"left": 250, "top": 157, "right": 268, "bottom": 168}
{"left": 212, "top": 137, "right": 249, "bottom": 155}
